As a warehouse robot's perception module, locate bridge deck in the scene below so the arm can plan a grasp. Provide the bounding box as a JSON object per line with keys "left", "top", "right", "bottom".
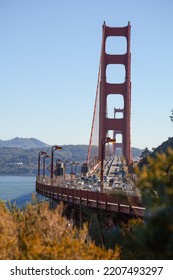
{"left": 36, "top": 178, "right": 145, "bottom": 217}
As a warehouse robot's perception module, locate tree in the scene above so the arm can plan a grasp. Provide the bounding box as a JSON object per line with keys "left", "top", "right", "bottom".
{"left": 140, "top": 147, "right": 151, "bottom": 159}
{"left": 130, "top": 148, "right": 173, "bottom": 259}
{"left": 138, "top": 147, "right": 151, "bottom": 168}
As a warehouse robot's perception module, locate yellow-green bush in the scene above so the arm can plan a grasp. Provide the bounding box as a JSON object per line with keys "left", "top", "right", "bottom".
{"left": 135, "top": 147, "right": 173, "bottom": 211}
{"left": 0, "top": 202, "right": 19, "bottom": 259}
{"left": 0, "top": 201, "right": 120, "bottom": 260}
{"left": 128, "top": 148, "right": 173, "bottom": 259}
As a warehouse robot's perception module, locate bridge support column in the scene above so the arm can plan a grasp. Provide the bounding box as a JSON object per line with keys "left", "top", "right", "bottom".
{"left": 99, "top": 22, "right": 131, "bottom": 164}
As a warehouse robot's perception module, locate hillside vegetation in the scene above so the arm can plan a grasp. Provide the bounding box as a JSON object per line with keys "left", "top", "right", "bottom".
{"left": 1, "top": 137, "right": 172, "bottom": 176}
{"left": 0, "top": 145, "right": 89, "bottom": 175}
{"left": 0, "top": 138, "right": 142, "bottom": 175}
{"left": 153, "top": 137, "right": 173, "bottom": 155}
{"left": 0, "top": 137, "right": 48, "bottom": 149}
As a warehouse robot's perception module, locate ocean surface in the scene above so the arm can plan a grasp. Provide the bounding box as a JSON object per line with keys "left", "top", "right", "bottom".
{"left": 0, "top": 176, "right": 36, "bottom": 206}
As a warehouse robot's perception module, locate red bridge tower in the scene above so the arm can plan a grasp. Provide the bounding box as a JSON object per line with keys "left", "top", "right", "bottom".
{"left": 99, "top": 22, "right": 131, "bottom": 164}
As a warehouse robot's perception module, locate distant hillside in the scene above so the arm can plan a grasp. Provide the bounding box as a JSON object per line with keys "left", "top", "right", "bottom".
{"left": 152, "top": 137, "right": 173, "bottom": 155}
{"left": 0, "top": 145, "right": 89, "bottom": 175}
{"left": 113, "top": 147, "right": 142, "bottom": 159}
{"left": 0, "top": 142, "right": 143, "bottom": 175}
{"left": 0, "top": 137, "right": 49, "bottom": 149}
{"left": 131, "top": 147, "right": 143, "bottom": 159}
{"left": 1, "top": 136, "right": 172, "bottom": 175}
{"left": 0, "top": 137, "right": 143, "bottom": 156}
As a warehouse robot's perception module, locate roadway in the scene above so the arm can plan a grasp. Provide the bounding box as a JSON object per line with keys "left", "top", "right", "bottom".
{"left": 100, "top": 156, "right": 137, "bottom": 195}
{"left": 36, "top": 155, "right": 144, "bottom": 216}
{"left": 67, "top": 155, "right": 141, "bottom": 208}
{"left": 41, "top": 155, "right": 139, "bottom": 198}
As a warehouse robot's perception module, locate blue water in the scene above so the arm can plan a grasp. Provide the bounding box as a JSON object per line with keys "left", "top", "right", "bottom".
{"left": 0, "top": 176, "right": 36, "bottom": 206}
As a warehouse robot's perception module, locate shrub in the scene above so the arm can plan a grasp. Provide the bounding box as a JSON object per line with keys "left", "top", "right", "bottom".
{"left": 0, "top": 201, "right": 120, "bottom": 260}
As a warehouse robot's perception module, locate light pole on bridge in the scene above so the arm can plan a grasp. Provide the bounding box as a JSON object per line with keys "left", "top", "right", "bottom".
{"left": 38, "top": 151, "right": 47, "bottom": 177}
{"left": 51, "top": 145, "right": 62, "bottom": 179}
{"left": 43, "top": 154, "right": 50, "bottom": 177}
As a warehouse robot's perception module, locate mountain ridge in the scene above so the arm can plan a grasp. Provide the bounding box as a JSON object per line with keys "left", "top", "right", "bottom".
{"left": 0, "top": 137, "right": 49, "bottom": 149}
{"left": 0, "top": 137, "right": 144, "bottom": 175}
{"left": 0, "top": 137, "right": 143, "bottom": 156}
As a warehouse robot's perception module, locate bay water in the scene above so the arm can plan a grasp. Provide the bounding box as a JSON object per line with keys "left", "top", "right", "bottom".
{"left": 0, "top": 176, "right": 36, "bottom": 206}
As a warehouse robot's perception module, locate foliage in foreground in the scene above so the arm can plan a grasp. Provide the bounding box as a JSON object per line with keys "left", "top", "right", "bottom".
{"left": 0, "top": 200, "right": 120, "bottom": 260}
{"left": 128, "top": 147, "right": 173, "bottom": 259}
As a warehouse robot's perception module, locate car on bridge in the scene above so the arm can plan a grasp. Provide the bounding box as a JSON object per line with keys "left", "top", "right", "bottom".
{"left": 122, "top": 185, "right": 133, "bottom": 191}
{"left": 83, "top": 185, "right": 92, "bottom": 190}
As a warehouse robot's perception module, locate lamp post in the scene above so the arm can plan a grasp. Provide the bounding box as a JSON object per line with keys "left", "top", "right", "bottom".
{"left": 100, "top": 137, "right": 116, "bottom": 192}
{"left": 38, "top": 151, "right": 47, "bottom": 177}
{"left": 51, "top": 145, "right": 62, "bottom": 179}
{"left": 43, "top": 154, "right": 50, "bottom": 177}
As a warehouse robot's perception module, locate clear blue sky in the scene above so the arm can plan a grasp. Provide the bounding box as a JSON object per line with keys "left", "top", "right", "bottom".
{"left": 0, "top": 0, "right": 173, "bottom": 150}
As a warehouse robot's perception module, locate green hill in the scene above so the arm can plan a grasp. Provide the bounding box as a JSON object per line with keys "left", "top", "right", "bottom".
{"left": 0, "top": 143, "right": 142, "bottom": 175}
{"left": 0, "top": 137, "right": 49, "bottom": 149}
{"left": 153, "top": 137, "right": 173, "bottom": 155}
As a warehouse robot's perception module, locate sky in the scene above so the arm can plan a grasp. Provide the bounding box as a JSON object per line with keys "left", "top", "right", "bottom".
{"left": 0, "top": 0, "right": 173, "bottom": 150}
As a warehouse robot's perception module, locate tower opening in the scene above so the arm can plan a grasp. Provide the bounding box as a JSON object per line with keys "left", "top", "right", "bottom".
{"left": 106, "top": 94, "right": 124, "bottom": 118}
{"left": 106, "top": 64, "right": 125, "bottom": 84}
{"left": 106, "top": 36, "right": 127, "bottom": 54}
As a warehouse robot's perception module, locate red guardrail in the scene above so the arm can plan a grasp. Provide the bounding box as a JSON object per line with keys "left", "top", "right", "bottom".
{"left": 36, "top": 181, "right": 145, "bottom": 217}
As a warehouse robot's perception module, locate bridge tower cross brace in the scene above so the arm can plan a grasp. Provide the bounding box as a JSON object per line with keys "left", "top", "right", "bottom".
{"left": 99, "top": 22, "right": 131, "bottom": 164}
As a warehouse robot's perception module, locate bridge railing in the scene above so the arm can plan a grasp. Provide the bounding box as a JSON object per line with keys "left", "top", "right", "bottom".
{"left": 36, "top": 176, "right": 145, "bottom": 217}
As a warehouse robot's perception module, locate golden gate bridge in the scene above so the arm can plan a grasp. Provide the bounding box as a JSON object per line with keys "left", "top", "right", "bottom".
{"left": 36, "top": 22, "right": 145, "bottom": 218}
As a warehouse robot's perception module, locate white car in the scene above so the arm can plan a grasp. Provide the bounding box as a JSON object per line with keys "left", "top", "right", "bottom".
{"left": 77, "top": 180, "right": 84, "bottom": 185}
{"left": 84, "top": 185, "right": 92, "bottom": 190}
{"left": 122, "top": 185, "right": 133, "bottom": 191}
{"left": 112, "top": 183, "right": 119, "bottom": 189}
